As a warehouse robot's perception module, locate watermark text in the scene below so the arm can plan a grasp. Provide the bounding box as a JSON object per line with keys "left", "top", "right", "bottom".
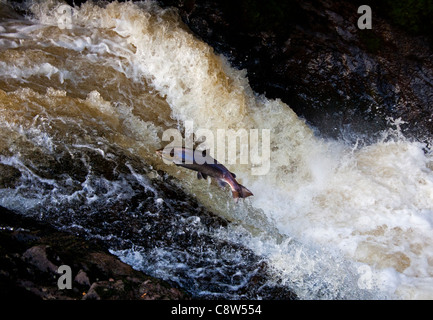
{"left": 161, "top": 121, "right": 270, "bottom": 175}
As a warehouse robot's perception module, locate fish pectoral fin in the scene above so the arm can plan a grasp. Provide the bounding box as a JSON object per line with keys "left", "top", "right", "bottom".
{"left": 197, "top": 172, "right": 208, "bottom": 180}
{"left": 217, "top": 179, "right": 227, "bottom": 188}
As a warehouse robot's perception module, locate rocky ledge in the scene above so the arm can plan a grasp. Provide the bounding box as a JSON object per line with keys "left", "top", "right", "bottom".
{"left": 158, "top": 0, "right": 433, "bottom": 142}
{"left": 0, "top": 206, "right": 189, "bottom": 300}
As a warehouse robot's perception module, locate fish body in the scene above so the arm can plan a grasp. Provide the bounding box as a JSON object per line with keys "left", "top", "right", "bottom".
{"left": 156, "top": 147, "right": 253, "bottom": 200}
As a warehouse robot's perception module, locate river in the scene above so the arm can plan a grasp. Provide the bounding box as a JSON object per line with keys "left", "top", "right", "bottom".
{"left": 1, "top": 0, "right": 433, "bottom": 299}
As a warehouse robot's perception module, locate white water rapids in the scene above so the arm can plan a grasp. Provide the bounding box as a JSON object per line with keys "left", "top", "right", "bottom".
{"left": 1, "top": 0, "right": 433, "bottom": 299}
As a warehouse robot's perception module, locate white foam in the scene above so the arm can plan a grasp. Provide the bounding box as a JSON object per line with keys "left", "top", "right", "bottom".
{"left": 0, "top": 61, "right": 70, "bottom": 83}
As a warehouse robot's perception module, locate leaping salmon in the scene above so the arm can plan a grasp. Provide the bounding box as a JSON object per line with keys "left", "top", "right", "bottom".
{"left": 156, "top": 147, "right": 253, "bottom": 200}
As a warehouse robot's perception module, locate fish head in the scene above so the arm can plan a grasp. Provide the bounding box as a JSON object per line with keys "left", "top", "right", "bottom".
{"left": 155, "top": 147, "right": 176, "bottom": 159}
{"left": 156, "top": 147, "right": 191, "bottom": 165}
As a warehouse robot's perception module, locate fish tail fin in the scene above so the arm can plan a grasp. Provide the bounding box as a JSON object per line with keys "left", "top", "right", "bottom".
{"left": 232, "top": 184, "right": 253, "bottom": 199}
{"left": 239, "top": 184, "right": 254, "bottom": 198}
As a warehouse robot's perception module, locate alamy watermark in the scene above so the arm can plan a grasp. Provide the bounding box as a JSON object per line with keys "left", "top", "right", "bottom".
{"left": 161, "top": 121, "right": 271, "bottom": 175}
{"left": 57, "top": 265, "right": 72, "bottom": 290}
{"left": 53, "top": 3, "right": 373, "bottom": 174}
{"left": 357, "top": 264, "right": 374, "bottom": 290}
{"left": 357, "top": 5, "right": 372, "bottom": 29}
{"left": 57, "top": 5, "right": 74, "bottom": 30}
{"left": 55, "top": 3, "right": 373, "bottom": 31}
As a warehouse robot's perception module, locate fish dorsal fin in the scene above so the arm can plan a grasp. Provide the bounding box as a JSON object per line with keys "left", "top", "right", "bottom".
{"left": 230, "top": 171, "right": 236, "bottom": 178}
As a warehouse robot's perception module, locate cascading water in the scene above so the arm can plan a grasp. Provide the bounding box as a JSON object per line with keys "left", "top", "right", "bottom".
{"left": 1, "top": 0, "right": 432, "bottom": 299}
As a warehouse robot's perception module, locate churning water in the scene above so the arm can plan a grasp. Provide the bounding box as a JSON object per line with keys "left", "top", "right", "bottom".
{"left": 1, "top": 0, "right": 433, "bottom": 299}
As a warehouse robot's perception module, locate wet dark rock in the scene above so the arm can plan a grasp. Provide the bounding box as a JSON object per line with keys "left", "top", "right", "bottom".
{"left": 0, "top": 206, "right": 190, "bottom": 300}
{"left": 22, "top": 245, "right": 58, "bottom": 274}
{"left": 0, "top": 163, "right": 22, "bottom": 188}
{"left": 158, "top": 0, "right": 433, "bottom": 142}
{"left": 74, "top": 269, "right": 90, "bottom": 286}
